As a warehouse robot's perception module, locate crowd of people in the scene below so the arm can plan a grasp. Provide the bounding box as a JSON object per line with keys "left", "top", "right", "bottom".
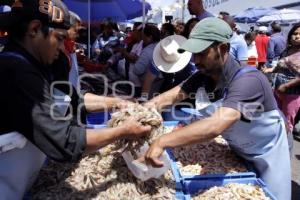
{"left": 0, "top": 0, "right": 299, "bottom": 200}
{"left": 77, "top": 2, "right": 300, "bottom": 141}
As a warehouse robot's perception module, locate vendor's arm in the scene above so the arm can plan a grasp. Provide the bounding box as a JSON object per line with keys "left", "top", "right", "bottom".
{"left": 278, "top": 77, "right": 300, "bottom": 93}
{"left": 117, "top": 47, "right": 139, "bottom": 63}
{"left": 141, "top": 69, "right": 157, "bottom": 97}
{"left": 145, "top": 85, "right": 188, "bottom": 111}
{"left": 145, "top": 107, "right": 240, "bottom": 167}
{"left": 145, "top": 71, "right": 206, "bottom": 111}
{"left": 85, "top": 119, "right": 151, "bottom": 153}
{"left": 83, "top": 93, "right": 126, "bottom": 112}
{"left": 6, "top": 62, "right": 142, "bottom": 162}
{"left": 124, "top": 52, "right": 139, "bottom": 63}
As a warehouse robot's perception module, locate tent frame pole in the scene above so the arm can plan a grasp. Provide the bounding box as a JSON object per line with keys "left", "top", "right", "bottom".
{"left": 88, "top": 0, "right": 91, "bottom": 59}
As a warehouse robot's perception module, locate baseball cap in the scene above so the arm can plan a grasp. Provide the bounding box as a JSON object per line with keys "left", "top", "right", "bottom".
{"left": 0, "top": 0, "right": 71, "bottom": 30}
{"left": 178, "top": 17, "right": 233, "bottom": 54}
{"left": 258, "top": 26, "right": 268, "bottom": 33}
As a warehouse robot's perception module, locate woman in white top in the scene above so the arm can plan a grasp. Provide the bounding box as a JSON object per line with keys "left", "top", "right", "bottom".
{"left": 245, "top": 32, "right": 258, "bottom": 66}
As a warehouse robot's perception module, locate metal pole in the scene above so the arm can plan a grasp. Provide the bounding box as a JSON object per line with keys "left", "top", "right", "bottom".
{"left": 88, "top": 0, "right": 91, "bottom": 59}
{"left": 142, "top": 0, "right": 146, "bottom": 25}
{"left": 182, "top": 0, "right": 185, "bottom": 22}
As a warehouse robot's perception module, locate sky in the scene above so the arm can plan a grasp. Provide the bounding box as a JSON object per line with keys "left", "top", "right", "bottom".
{"left": 147, "top": 0, "right": 176, "bottom": 9}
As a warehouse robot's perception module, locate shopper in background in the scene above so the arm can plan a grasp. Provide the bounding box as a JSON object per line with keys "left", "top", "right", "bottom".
{"left": 222, "top": 15, "right": 248, "bottom": 64}
{"left": 244, "top": 32, "right": 258, "bottom": 67}
{"left": 267, "top": 22, "right": 286, "bottom": 65}
{"left": 182, "top": 18, "right": 199, "bottom": 39}
{"left": 130, "top": 24, "right": 161, "bottom": 98}
{"left": 255, "top": 26, "right": 270, "bottom": 69}
{"left": 263, "top": 23, "right": 300, "bottom": 142}
{"left": 174, "top": 20, "right": 185, "bottom": 35}
{"left": 187, "top": 0, "right": 214, "bottom": 20}
{"left": 160, "top": 22, "right": 175, "bottom": 39}
{"left": 91, "top": 21, "right": 118, "bottom": 62}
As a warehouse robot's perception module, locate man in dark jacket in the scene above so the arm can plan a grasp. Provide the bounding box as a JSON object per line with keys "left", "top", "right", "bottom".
{"left": 0, "top": 1, "right": 151, "bottom": 199}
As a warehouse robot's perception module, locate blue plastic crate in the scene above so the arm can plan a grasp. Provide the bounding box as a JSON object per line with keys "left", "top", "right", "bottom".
{"left": 175, "top": 190, "right": 186, "bottom": 200}
{"left": 182, "top": 176, "right": 276, "bottom": 200}
{"left": 167, "top": 149, "right": 183, "bottom": 191}
{"left": 87, "top": 120, "right": 180, "bottom": 129}
{"left": 87, "top": 124, "right": 108, "bottom": 129}
{"left": 163, "top": 121, "right": 180, "bottom": 127}
{"left": 167, "top": 147, "right": 256, "bottom": 181}
{"left": 86, "top": 112, "right": 111, "bottom": 125}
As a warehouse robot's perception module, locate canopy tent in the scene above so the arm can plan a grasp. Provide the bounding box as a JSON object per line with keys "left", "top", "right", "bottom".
{"left": 63, "top": 0, "right": 151, "bottom": 22}
{"left": 257, "top": 9, "right": 300, "bottom": 24}
{"left": 234, "top": 7, "right": 277, "bottom": 23}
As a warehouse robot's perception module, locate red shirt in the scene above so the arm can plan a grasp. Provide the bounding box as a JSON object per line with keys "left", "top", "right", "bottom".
{"left": 255, "top": 34, "right": 269, "bottom": 63}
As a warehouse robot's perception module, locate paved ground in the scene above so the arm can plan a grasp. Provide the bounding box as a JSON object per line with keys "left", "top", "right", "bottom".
{"left": 292, "top": 137, "right": 300, "bottom": 200}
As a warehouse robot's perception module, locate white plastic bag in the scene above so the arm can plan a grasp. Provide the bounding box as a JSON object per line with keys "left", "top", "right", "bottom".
{"left": 0, "top": 132, "right": 27, "bottom": 154}
{"left": 122, "top": 143, "right": 171, "bottom": 181}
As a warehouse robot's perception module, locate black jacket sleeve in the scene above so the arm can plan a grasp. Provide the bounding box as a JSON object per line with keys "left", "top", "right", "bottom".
{"left": 1, "top": 58, "right": 86, "bottom": 162}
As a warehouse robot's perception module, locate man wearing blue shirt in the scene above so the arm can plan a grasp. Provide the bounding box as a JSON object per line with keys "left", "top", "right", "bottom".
{"left": 187, "top": 0, "right": 214, "bottom": 21}
{"left": 222, "top": 15, "right": 248, "bottom": 64}
{"left": 267, "top": 22, "right": 286, "bottom": 63}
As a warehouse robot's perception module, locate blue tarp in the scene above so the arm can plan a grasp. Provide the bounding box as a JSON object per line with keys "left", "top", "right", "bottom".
{"left": 234, "top": 7, "right": 277, "bottom": 23}
{"left": 63, "top": 0, "right": 151, "bottom": 22}
{"left": 0, "top": 5, "right": 11, "bottom": 13}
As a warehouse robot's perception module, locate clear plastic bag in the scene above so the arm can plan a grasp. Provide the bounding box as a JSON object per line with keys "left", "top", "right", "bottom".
{"left": 122, "top": 143, "right": 171, "bottom": 181}
{"left": 195, "top": 87, "right": 211, "bottom": 110}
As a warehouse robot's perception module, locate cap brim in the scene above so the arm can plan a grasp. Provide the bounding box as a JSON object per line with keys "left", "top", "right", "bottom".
{"left": 178, "top": 38, "right": 214, "bottom": 54}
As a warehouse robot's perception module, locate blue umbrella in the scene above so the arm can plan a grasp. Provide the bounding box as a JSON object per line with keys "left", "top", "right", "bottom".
{"left": 0, "top": 5, "right": 11, "bottom": 13}
{"left": 257, "top": 9, "right": 300, "bottom": 24}
{"left": 63, "top": 0, "right": 151, "bottom": 22}
{"left": 234, "top": 7, "right": 277, "bottom": 23}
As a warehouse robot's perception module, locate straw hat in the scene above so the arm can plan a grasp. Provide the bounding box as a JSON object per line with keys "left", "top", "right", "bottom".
{"left": 153, "top": 35, "right": 192, "bottom": 73}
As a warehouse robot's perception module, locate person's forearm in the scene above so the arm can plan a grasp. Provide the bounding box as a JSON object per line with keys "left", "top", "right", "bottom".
{"left": 123, "top": 51, "right": 138, "bottom": 63}
{"left": 284, "top": 77, "right": 300, "bottom": 89}
{"left": 85, "top": 126, "right": 125, "bottom": 153}
{"left": 158, "top": 117, "right": 221, "bottom": 148}
{"left": 267, "top": 42, "right": 275, "bottom": 61}
{"left": 84, "top": 93, "right": 122, "bottom": 112}
{"left": 158, "top": 107, "right": 240, "bottom": 149}
{"left": 141, "top": 71, "right": 156, "bottom": 96}
{"left": 149, "top": 86, "right": 188, "bottom": 109}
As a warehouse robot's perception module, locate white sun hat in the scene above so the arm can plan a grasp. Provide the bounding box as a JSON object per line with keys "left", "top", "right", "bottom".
{"left": 153, "top": 35, "right": 192, "bottom": 73}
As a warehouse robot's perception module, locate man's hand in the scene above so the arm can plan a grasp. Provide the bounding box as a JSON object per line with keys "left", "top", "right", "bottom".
{"left": 115, "top": 99, "right": 137, "bottom": 110}
{"left": 277, "top": 84, "right": 288, "bottom": 93}
{"left": 114, "top": 47, "right": 126, "bottom": 55}
{"left": 120, "top": 118, "right": 152, "bottom": 139}
{"left": 144, "top": 138, "right": 165, "bottom": 167}
{"left": 262, "top": 66, "right": 274, "bottom": 73}
{"left": 143, "top": 101, "right": 161, "bottom": 112}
